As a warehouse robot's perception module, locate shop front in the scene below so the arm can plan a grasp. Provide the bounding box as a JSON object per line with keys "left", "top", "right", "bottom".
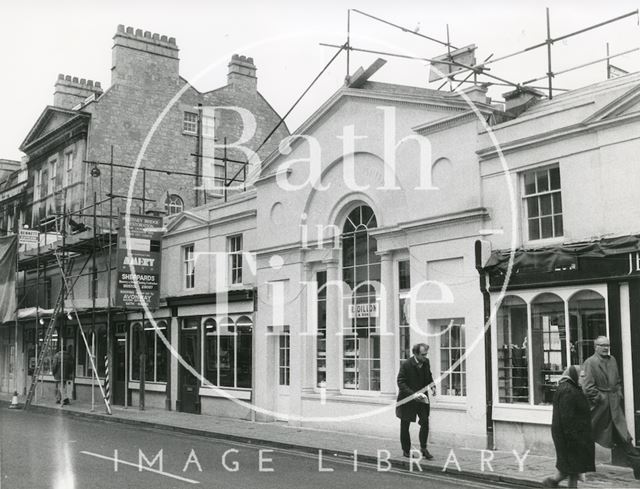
{"left": 481, "top": 235, "right": 640, "bottom": 450}
{"left": 165, "top": 290, "right": 255, "bottom": 419}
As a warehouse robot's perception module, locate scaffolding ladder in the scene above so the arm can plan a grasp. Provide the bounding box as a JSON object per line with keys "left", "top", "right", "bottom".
{"left": 23, "top": 285, "right": 65, "bottom": 409}
{"left": 24, "top": 250, "right": 112, "bottom": 414}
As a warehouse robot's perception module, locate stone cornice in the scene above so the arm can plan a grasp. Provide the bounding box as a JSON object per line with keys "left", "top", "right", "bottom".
{"left": 413, "top": 110, "right": 489, "bottom": 136}
{"left": 477, "top": 110, "right": 640, "bottom": 161}
{"left": 397, "top": 207, "right": 489, "bottom": 232}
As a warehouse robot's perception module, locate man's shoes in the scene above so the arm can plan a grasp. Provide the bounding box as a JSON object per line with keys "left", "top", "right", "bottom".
{"left": 420, "top": 448, "right": 434, "bottom": 460}
{"left": 62, "top": 399, "right": 70, "bottom": 405}
{"left": 542, "top": 476, "right": 559, "bottom": 487}
{"left": 55, "top": 399, "right": 60, "bottom": 404}
{"left": 402, "top": 450, "right": 411, "bottom": 458}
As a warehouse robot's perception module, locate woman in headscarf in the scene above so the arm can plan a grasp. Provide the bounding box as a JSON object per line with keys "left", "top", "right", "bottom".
{"left": 543, "top": 365, "right": 596, "bottom": 488}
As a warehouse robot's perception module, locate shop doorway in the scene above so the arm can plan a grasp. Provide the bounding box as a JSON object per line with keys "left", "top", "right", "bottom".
{"left": 112, "top": 334, "right": 127, "bottom": 406}
{"left": 179, "top": 327, "right": 200, "bottom": 414}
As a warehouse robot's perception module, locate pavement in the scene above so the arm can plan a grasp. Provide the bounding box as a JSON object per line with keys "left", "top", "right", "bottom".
{"left": 2, "top": 392, "right": 639, "bottom": 488}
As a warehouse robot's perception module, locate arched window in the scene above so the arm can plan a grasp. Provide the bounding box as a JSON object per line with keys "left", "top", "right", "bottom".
{"left": 341, "top": 205, "right": 380, "bottom": 391}
{"left": 531, "top": 293, "right": 565, "bottom": 405}
{"left": 569, "top": 290, "right": 606, "bottom": 365}
{"left": 496, "top": 296, "right": 528, "bottom": 404}
{"left": 165, "top": 194, "right": 184, "bottom": 215}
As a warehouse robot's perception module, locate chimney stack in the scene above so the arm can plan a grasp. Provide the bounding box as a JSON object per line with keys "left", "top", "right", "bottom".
{"left": 502, "top": 87, "right": 544, "bottom": 117}
{"left": 111, "top": 24, "right": 179, "bottom": 86}
{"left": 54, "top": 75, "right": 103, "bottom": 109}
{"left": 227, "top": 54, "right": 257, "bottom": 90}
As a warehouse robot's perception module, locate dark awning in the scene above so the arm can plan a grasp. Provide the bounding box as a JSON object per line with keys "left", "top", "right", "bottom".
{"left": 484, "top": 234, "right": 640, "bottom": 275}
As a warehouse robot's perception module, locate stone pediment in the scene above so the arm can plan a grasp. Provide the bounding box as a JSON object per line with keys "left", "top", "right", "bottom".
{"left": 164, "top": 211, "right": 208, "bottom": 234}
{"left": 20, "top": 106, "right": 89, "bottom": 152}
{"left": 582, "top": 83, "right": 640, "bottom": 124}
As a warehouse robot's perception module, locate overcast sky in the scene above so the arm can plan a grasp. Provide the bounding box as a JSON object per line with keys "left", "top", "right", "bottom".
{"left": 1, "top": 0, "right": 639, "bottom": 161}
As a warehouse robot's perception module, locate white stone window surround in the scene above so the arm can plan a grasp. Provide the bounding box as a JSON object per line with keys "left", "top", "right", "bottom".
{"left": 228, "top": 234, "right": 243, "bottom": 285}
{"left": 490, "top": 283, "right": 608, "bottom": 424}
{"left": 521, "top": 164, "right": 564, "bottom": 244}
{"left": 183, "top": 243, "right": 195, "bottom": 289}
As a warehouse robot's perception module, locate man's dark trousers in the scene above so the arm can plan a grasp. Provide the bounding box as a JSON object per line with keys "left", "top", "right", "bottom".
{"left": 400, "top": 404, "right": 430, "bottom": 452}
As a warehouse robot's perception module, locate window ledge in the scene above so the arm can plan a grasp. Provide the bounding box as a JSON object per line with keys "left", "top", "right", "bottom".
{"left": 199, "top": 386, "right": 251, "bottom": 400}
{"left": 523, "top": 236, "right": 565, "bottom": 248}
{"left": 75, "top": 376, "right": 105, "bottom": 386}
{"left": 304, "top": 391, "right": 395, "bottom": 405}
{"left": 432, "top": 396, "right": 468, "bottom": 411}
{"left": 492, "top": 404, "right": 552, "bottom": 425}
{"left": 128, "top": 382, "right": 167, "bottom": 392}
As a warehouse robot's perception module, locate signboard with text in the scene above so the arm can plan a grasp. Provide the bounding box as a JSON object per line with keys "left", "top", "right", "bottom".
{"left": 348, "top": 303, "right": 379, "bottom": 319}
{"left": 115, "top": 213, "right": 162, "bottom": 309}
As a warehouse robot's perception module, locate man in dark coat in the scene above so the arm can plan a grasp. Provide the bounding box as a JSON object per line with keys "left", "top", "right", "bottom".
{"left": 582, "top": 336, "right": 640, "bottom": 478}
{"left": 396, "top": 343, "right": 435, "bottom": 459}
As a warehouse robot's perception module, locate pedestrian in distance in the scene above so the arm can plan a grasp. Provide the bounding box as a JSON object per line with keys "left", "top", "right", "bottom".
{"left": 396, "top": 342, "right": 436, "bottom": 460}
{"left": 52, "top": 344, "right": 75, "bottom": 406}
{"left": 582, "top": 336, "right": 640, "bottom": 478}
{"left": 542, "top": 365, "right": 595, "bottom": 488}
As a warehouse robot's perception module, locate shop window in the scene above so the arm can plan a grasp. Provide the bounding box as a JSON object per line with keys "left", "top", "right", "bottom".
{"left": 341, "top": 205, "right": 381, "bottom": 392}
{"left": 523, "top": 165, "right": 563, "bottom": 241}
{"left": 130, "top": 320, "right": 168, "bottom": 383}
{"left": 77, "top": 324, "right": 107, "bottom": 378}
{"left": 497, "top": 296, "right": 529, "bottom": 404}
{"left": 278, "top": 329, "right": 290, "bottom": 386}
{"left": 398, "top": 260, "right": 411, "bottom": 362}
{"left": 437, "top": 319, "right": 466, "bottom": 396}
{"left": 204, "top": 316, "right": 252, "bottom": 389}
{"left": 531, "top": 293, "right": 566, "bottom": 405}
{"left": 183, "top": 244, "right": 195, "bottom": 289}
{"left": 316, "top": 271, "right": 327, "bottom": 387}
{"left": 569, "top": 290, "right": 607, "bottom": 365}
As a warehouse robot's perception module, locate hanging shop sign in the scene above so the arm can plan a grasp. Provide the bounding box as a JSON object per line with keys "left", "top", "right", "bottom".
{"left": 115, "top": 213, "right": 162, "bottom": 309}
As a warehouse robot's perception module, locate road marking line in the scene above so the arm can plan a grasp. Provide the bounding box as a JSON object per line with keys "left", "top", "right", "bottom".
{"left": 80, "top": 451, "right": 200, "bottom": 484}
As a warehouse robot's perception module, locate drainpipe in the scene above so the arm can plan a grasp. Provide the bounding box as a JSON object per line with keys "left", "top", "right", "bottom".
{"left": 475, "top": 240, "right": 494, "bottom": 450}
